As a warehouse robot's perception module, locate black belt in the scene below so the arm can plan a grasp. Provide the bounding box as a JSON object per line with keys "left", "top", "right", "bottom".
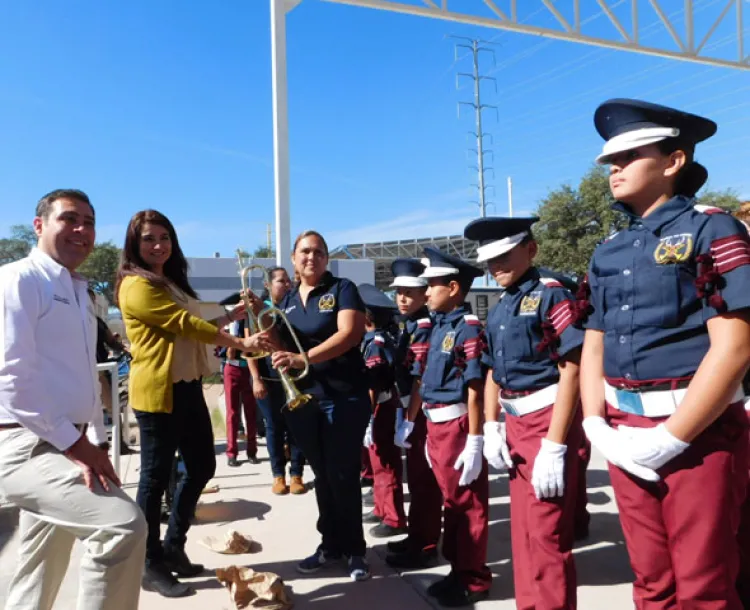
{"left": 0, "top": 423, "right": 88, "bottom": 432}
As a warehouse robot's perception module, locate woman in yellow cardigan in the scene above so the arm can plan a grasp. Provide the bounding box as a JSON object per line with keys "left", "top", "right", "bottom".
{"left": 116, "top": 209, "right": 268, "bottom": 599}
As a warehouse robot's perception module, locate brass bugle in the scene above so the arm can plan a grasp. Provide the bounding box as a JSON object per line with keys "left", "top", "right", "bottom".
{"left": 257, "top": 304, "right": 312, "bottom": 411}
{"left": 237, "top": 262, "right": 272, "bottom": 360}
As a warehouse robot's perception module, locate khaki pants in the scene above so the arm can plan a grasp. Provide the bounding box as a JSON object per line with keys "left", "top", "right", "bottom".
{"left": 0, "top": 427, "right": 146, "bottom": 610}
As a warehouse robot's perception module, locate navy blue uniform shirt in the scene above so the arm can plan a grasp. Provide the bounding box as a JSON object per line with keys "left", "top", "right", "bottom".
{"left": 419, "top": 305, "right": 485, "bottom": 405}
{"left": 584, "top": 196, "right": 750, "bottom": 383}
{"left": 362, "top": 330, "right": 397, "bottom": 396}
{"left": 482, "top": 268, "right": 583, "bottom": 392}
{"left": 395, "top": 308, "right": 432, "bottom": 397}
{"left": 278, "top": 272, "right": 367, "bottom": 399}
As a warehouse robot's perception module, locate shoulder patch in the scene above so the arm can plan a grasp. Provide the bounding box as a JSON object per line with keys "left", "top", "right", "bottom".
{"left": 374, "top": 334, "right": 385, "bottom": 345}
{"left": 694, "top": 204, "right": 727, "bottom": 216}
{"left": 417, "top": 317, "right": 432, "bottom": 329}
{"left": 464, "top": 314, "right": 481, "bottom": 326}
{"left": 539, "top": 277, "right": 563, "bottom": 289}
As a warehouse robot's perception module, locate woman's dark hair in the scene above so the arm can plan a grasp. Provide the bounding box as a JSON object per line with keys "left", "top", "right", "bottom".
{"left": 259, "top": 266, "right": 289, "bottom": 303}
{"left": 114, "top": 209, "right": 196, "bottom": 306}
{"left": 656, "top": 139, "right": 706, "bottom": 198}
{"left": 292, "top": 230, "right": 329, "bottom": 284}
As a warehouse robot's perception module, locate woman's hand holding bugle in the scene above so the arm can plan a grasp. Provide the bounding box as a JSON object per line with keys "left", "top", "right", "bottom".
{"left": 271, "top": 350, "right": 306, "bottom": 373}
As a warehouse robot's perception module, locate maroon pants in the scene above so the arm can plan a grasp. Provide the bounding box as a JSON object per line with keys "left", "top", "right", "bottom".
{"left": 576, "top": 436, "right": 592, "bottom": 537}
{"left": 505, "top": 405, "right": 580, "bottom": 610}
{"left": 427, "top": 413, "right": 491, "bottom": 593}
{"left": 361, "top": 447, "right": 373, "bottom": 480}
{"left": 369, "top": 397, "right": 407, "bottom": 528}
{"left": 734, "top": 412, "right": 750, "bottom": 607}
{"left": 223, "top": 364, "right": 257, "bottom": 458}
{"left": 607, "top": 401, "right": 749, "bottom": 610}
{"left": 405, "top": 409, "right": 442, "bottom": 550}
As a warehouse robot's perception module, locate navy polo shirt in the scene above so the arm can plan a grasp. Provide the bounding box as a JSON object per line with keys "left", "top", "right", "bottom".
{"left": 419, "top": 305, "right": 485, "bottom": 405}
{"left": 278, "top": 272, "right": 367, "bottom": 399}
{"left": 482, "top": 268, "right": 583, "bottom": 392}
{"left": 395, "top": 308, "right": 432, "bottom": 397}
{"left": 585, "top": 196, "right": 750, "bottom": 383}
{"left": 362, "top": 330, "right": 396, "bottom": 395}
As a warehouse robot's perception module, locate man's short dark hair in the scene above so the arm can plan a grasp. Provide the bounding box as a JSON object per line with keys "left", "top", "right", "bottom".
{"left": 36, "top": 189, "right": 94, "bottom": 220}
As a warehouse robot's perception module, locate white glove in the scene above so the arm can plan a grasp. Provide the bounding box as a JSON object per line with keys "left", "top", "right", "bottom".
{"left": 582, "top": 417, "right": 660, "bottom": 482}
{"left": 394, "top": 420, "right": 415, "bottom": 449}
{"left": 618, "top": 423, "right": 689, "bottom": 470}
{"left": 395, "top": 408, "right": 405, "bottom": 436}
{"left": 531, "top": 438, "right": 567, "bottom": 500}
{"left": 424, "top": 439, "right": 432, "bottom": 468}
{"left": 454, "top": 434, "right": 484, "bottom": 486}
{"left": 363, "top": 419, "right": 374, "bottom": 448}
{"left": 483, "top": 421, "right": 513, "bottom": 471}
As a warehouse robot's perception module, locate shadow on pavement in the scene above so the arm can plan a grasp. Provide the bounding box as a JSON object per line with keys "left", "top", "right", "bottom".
{"left": 195, "top": 498, "right": 272, "bottom": 524}
{"left": 0, "top": 507, "right": 19, "bottom": 556}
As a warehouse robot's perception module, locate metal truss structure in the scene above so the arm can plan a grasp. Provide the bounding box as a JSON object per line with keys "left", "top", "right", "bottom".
{"left": 330, "top": 235, "right": 478, "bottom": 289}
{"left": 270, "top": 0, "right": 749, "bottom": 267}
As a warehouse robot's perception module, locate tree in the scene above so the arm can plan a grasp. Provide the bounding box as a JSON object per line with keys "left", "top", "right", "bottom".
{"left": 696, "top": 187, "right": 742, "bottom": 212}
{"left": 252, "top": 245, "right": 276, "bottom": 259}
{"left": 0, "top": 224, "right": 36, "bottom": 266}
{"left": 77, "top": 241, "right": 121, "bottom": 303}
{"left": 534, "top": 165, "right": 625, "bottom": 277}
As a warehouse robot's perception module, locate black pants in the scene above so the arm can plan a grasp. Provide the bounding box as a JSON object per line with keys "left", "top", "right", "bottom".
{"left": 285, "top": 392, "right": 371, "bottom": 557}
{"left": 135, "top": 380, "right": 216, "bottom": 564}
{"left": 256, "top": 381, "right": 305, "bottom": 478}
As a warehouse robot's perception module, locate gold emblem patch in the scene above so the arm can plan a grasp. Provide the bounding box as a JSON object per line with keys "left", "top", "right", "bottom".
{"left": 318, "top": 293, "right": 336, "bottom": 311}
{"left": 519, "top": 292, "right": 542, "bottom": 315}
{"left": 441, "top": 332, "right": 456, "bottom": 353}
{"left": 654, "top": 234, "right": 693, "bottom": 264}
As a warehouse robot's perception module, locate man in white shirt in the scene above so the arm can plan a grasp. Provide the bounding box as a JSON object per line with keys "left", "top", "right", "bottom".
{"left": 0, "top": 190, "right": 146, "bottom": 610}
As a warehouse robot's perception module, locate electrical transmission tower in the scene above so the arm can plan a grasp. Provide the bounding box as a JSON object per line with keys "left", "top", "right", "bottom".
{"left": 452, "top": 36, "right": 498, "bottom": 222}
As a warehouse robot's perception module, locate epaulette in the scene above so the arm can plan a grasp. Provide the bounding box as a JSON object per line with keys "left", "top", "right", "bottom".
{"left": 464, "top": 314, "right": 481, "bottom": 326}
{"left": 539, "top": 277, "right": 563, "bottom": 289}
{"left": 694, "top": 204, "right": 726, "bottom": 215}
{"left": 417, "top": 317, "right": 432, "bottom": 329}
{"left": 598, "top": 231, "right": 620, "bottom": 246}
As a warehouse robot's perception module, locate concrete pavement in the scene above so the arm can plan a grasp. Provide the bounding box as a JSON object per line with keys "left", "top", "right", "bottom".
{"left": 0, "top": 426, "right": 637, "bottom": 609}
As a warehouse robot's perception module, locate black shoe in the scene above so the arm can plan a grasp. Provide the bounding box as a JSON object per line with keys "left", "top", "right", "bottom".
{"left": 162, "top": 547, "right": 205, "bottom": 578}
{"left": 385, "top": 547, "right": 438, "bottom": 569}
{"left": 247, "top": 453, "right": 260, "bottom": 465}
{"left": 362, "top": 488, "right": 375, "bottom": 507}
{"left": 362, "top": 510, "right": 382, "bottom": 524}
{"left": 120, "top": 442, "right": 135, "bottom": 455}
{"left": 227, "top": 457, "right": 240, "bottom": 468}
{"left": 369, "top": 522, "right": 408, "bottom": 538}
{"left": 435, "top": 582, "right": 489, "bottom": 607}
{"left": 386, "top": 536, "right": 411, "bottom": 554}
{"left": 142, "top": 563, "right": 194, "bottom": 598}
{"left": 427, "top": 572, "right": 458, "bottom": 598}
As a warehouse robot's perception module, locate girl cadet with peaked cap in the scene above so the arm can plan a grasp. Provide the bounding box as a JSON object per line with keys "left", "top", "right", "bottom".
{"left": 579, "top": 99, "right": 750, "bottom": 609}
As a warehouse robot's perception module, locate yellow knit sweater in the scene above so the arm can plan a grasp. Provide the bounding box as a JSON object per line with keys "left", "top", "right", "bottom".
{"left": 118, "top": 275, "right": 218, "bottom": 413}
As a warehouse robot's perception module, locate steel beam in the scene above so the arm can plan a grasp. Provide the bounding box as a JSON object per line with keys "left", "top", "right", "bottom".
{"left": 322, "top": 0, "right": 750, "bottom": 71}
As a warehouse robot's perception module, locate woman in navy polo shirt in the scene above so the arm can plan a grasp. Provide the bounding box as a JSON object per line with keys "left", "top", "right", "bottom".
{"left": 271, "top": 230, "right": 372, "bottom": 581}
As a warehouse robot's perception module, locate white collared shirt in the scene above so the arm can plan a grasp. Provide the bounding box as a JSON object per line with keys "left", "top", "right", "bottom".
{"left": 0, "top": 248, "right": 106, "bottom": 450}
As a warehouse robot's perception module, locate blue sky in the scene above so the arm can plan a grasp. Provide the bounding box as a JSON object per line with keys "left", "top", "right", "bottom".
{"left": 1, "top": 0, "right": 748, "bottom": 257}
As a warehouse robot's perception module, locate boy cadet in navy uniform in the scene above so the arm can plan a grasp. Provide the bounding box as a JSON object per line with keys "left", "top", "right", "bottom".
{"left": 580, "top": 99, "right": 750, "bottom": 609}
{"left": 465, "top": 216, "right": 584, "bottom": 610}
{"left": 358, "top": 283, "right": 408, "bottom": 538}
{"left": 388, "top": 259, "right": 442, "bottom": 568}
{"left": 396, "top": 247, "right": 491, "bottom": 607}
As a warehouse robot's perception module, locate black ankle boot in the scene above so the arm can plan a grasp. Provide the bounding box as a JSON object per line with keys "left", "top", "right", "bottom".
{"left": 163, "top": 546, "right": 205, "bottom": 577}
{"left": 142, "top": 562, "right": 194, "bottom": 598}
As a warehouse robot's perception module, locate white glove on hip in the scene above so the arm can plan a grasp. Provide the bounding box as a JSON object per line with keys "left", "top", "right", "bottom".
{"left": 531, "top": 438, "right": 567, "bottom": 500}
{"left": 483, "top": 421, "right": 513, "bottom": 471}
{"left": 618, "top": 423, "right": 689, "bottom": 470}
{"left": 394, "top": 420, "right": 415, "bottom": 449}
{"left": 582, "top": 416, "right": 660, "bottom": 482}
{"left": 363, "top": 419, "right": 374, "bottom": 448}
{"left": 454, "top": 434, "right": 484, "bottom": 486}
